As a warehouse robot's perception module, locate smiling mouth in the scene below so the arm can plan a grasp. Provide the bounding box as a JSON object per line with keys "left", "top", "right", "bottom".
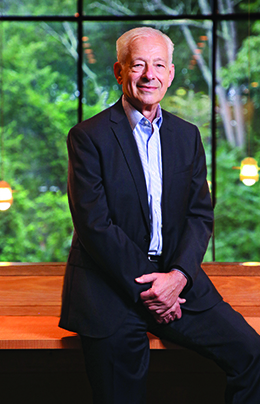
{"left": 137, "top": 85, "right": 158, "bottom": 91}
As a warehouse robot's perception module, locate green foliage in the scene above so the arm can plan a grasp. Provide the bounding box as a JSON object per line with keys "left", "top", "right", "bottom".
{"left": 0, "top": 19, "right": 77, "bottom": 262}
{"left": 239, "top": 0, "right": 260, "bottom": 12}
{"left": 2, "top": 21, "right": 78, "bottom": 194}
{"left": 221, "top": 34, "right": 260, "bottom": 92}
{"left": 214, "top": 142, "right": 260, "bottom": 261}
{"left": 161, "top": 89, "right": 211, "bottom": 141}
{"left": 84, "top": 0, "right": 204, "bottom": 16}
{"left": 161, "top": 89, "right": 212, "bottom": 176}
{"left": 0, "top": 186, "right": 73, "bottom": 262}
{"left": 2, "top": 0, "right": 75, "bottom": 15}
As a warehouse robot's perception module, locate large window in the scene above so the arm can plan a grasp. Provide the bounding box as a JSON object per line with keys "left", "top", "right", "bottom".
{"left": 1, "top": 1, "right": 260, "bottom": 262}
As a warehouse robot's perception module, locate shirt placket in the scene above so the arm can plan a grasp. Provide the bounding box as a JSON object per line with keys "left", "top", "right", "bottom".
{"left": 144, "top": 119, "right": 162, "bottom": 254}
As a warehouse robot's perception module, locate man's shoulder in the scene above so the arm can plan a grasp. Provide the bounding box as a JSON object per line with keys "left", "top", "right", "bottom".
{"left": 72, "top": 98, "right": 124, "bottom": 133}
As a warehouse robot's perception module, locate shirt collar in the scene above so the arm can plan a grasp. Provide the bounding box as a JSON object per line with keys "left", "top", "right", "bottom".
{"left": 122, "top": 95, "right": 163, "bottom": 131}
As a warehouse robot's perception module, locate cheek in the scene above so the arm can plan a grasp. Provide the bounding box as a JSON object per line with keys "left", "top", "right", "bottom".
{"left": 159, "top": 78, "right": 170, "bottom": 91}
{"left": 125, "top": 78, "right": 137, "bottom": 93}
{"left": 128, "top": 73, "right": 139, "bottom": 85}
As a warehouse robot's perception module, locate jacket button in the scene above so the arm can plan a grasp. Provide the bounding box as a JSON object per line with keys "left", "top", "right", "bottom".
{"left": 143, "top": 235, "right": 149, "bottom": 242}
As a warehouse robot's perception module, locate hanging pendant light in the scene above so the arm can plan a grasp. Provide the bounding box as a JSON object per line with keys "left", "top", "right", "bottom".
{"left": 233, "top": 157, "right": 260, "bottom": 186}
{"left": 0, "top": 181, "right": 13, "bottom": 211}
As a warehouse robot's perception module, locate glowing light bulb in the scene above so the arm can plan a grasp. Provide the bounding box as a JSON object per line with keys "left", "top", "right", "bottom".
{"left": 0, "top": 181, "right": 13, "bottom": 211}
{"left": 239, "top": 157, "right": 259, "bottom": 186}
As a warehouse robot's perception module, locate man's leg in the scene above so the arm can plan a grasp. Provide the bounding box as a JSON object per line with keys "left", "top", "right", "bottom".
{"left": 80, "top": 306, "right": 150, "bottom": 404}
{"left": 150, "top": 300, "right": 260, "bottom": 404}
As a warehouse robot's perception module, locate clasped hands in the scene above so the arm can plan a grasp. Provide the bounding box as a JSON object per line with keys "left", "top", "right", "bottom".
{"left": 135, "top": 271, "right": 187, "bottom": 324}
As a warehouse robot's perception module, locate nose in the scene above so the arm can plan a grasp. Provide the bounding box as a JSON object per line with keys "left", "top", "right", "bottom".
{"left": 142, "top": 63, "right": 154, "bottom": 80}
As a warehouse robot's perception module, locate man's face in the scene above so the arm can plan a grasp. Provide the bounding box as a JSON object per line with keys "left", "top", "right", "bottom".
{"left": 114, "top": 34, "right": 175, "bottom": 114}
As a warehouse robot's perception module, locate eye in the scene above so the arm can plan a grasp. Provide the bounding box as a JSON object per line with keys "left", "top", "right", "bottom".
{"left": 156, "top": 63, "right": 166, "bottom": 69}
{"left": 131, "top": 61, "right": 145, "bottom": 71}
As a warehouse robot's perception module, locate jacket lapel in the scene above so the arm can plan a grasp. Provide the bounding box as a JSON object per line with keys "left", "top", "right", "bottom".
{"left": 160, "top": 110, "right": 183, "bottom": 198}
{"left": 160, "top": 112, "right": 173, "bottom": 198}
{"left": 110, "top": 100, "right": 150, "bottom": 231}
{"left": 160, "top": 111, "right": 181, "bottom": 264}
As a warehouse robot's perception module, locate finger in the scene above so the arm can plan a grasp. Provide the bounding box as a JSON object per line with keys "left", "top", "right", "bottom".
{"left": 175, "top": 306, "right": 183, "bottom": 320}
{"left": 177, "top": 297, "right": 186, "bottom": 304}
{"left": 158, "top": 303, "right": 183, "bottom": 321}
{"left": 162, "top": 314, "right": 175, "bottom": 324}
{"left": 148, "top": 297, "right": 181, "bottom": 313}
{"left": 140, "top": 287, "right": 160, "bottom": 301}
{"left": 140, "top": 290, "right": 155, "bottom": 301}
{"left": 135, "top": 273, "right": 158, "bottom": 284}
{"left": 144, "top": 302, "right": 163, "bottom": 311}
{"left": 156, "top": 305, "right": 178, "bottom": 317}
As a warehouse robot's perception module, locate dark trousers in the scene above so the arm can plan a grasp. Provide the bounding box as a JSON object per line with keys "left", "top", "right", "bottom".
{"left": 80, "top": 300, "right": 260, "bottom": 404}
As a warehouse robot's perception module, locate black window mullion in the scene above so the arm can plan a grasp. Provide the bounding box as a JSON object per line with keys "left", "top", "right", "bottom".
{"left": 77, "top": 0, "right": 83, "bottom": 123}
{"left": 211, "top": 0, "right": 217, "bottom": 261}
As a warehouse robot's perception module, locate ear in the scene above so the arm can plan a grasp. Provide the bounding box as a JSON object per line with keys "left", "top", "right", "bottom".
{"left": 168, "top": 64, "right": 175, "bottom": 87}
{"left": 114, "top": 62, "right": 124, "bottom": 85}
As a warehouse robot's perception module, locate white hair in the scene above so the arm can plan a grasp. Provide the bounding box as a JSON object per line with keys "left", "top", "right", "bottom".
{"left": 116, "top": 27, "right": 174, "bottom": 66}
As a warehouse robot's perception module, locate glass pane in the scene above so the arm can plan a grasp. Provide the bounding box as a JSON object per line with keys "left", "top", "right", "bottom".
{"left": 217, "top": 0, "right": 260, "bottom": 14}
{"left": 84, "top": 0, "right": 213, "bottom": 16}
{"left": 0, "top": 22, "right": 77, "bottom": 262}
{"left": 1, "top": 0, "right": 76, "bottom": 16}
{"left": 82, "top": 20, "right": 213, "bottom": 260}
{"left": 215, "top": 19, "right": 260, "bottom": 262}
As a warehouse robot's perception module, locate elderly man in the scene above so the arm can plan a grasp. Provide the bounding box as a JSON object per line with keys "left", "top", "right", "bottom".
{"left": 59, "top": 27, "right": 260, "bottom": 404}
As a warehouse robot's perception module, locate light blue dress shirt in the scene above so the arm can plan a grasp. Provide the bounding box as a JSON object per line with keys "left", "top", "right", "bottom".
{"left": 122, "top": 96, "right": 163, "bottom": 256}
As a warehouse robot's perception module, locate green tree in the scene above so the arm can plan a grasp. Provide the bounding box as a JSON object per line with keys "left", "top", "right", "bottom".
{"left": 1, "top": 19, "right": 77, "bottom": 261}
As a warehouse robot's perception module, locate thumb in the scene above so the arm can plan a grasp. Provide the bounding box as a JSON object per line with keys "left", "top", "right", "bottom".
{"left": 135, "top": 273, "right": 158, "bottom": 284}
{"left": 177, "top": 297, "right": 186, "bottom": 304}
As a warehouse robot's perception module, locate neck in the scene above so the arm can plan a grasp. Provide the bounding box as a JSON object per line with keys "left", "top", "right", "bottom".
{"left": 124, "top": 97, "right": 159, "bottom": 122}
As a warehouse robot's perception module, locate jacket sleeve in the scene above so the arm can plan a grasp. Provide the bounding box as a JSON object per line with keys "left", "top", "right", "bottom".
{"left": 168, "top": 126, "right": 214, "bottom": 289}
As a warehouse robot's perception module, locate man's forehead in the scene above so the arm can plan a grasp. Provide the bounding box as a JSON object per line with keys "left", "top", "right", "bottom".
{"left": 127, "top": 35, "right": 168, "bottom": 59}
{"left": 129, "top": 34, "right": 166, "bottom": 48}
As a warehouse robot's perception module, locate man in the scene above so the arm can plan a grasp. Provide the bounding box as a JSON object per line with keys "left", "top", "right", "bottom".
{"left": 59, "top": 27, "right": 260, "bottom": 403}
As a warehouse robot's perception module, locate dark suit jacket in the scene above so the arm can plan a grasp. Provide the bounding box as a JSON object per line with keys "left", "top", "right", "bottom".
{"left": 59, "top": 98, "right": 222, "bottom": 338}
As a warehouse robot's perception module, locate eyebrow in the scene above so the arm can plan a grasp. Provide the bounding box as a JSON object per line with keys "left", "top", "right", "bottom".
{"left": 131, "top": 57, "right": 167, "bottom": 64}
{"left": 153, "top": 57, "right": 167, "bottom": 63}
